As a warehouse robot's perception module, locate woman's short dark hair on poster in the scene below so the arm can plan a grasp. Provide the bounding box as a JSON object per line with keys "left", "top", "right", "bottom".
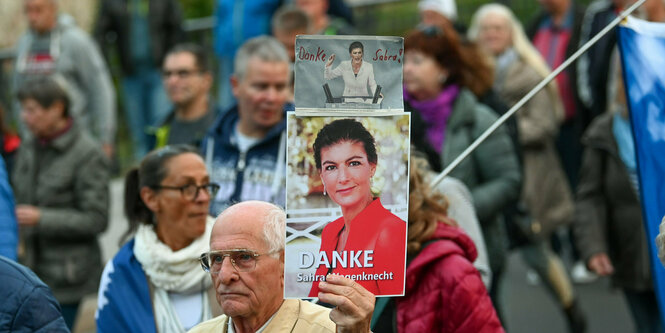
{"left": 122, "top": 144, "right": 200, "bottom": 240}
{"left": 313, "top": 118, "right": 378, "bottom": 170}
{"left": 349, "top": 41, "right": 364, "bottom": 54}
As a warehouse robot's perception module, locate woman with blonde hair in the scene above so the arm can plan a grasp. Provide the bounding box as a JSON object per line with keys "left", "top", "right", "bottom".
{"left": 469, "top": 4, "right": 586, "bottom": 332}
{"left": 469, "top": 3, "right": 564, "bottom": 123}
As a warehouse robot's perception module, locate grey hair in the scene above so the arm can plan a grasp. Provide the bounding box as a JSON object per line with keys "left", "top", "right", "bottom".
{"left": 234, "top": 36, "right": 289, "bottom": 81}
{"left": 262, "top": 203, "right": 285, "bottom": 255}
{"left": 468, "top": 3, "right": 564, "bottom": 122}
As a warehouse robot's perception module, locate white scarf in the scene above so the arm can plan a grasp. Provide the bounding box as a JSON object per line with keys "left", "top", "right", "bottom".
{"left": 134, "top": 216, "right": 214, "bottom": 293}
{"left": 134, "top": 216, "right": 215, "bottom": 332}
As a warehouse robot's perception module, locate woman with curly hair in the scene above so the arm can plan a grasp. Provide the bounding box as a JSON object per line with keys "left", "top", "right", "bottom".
{"left": 373, "top": 156, "right": 503, "bottom": 332}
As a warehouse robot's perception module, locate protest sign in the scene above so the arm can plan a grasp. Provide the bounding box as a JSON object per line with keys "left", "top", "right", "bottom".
{"left": 284, "top": 112, "right": 410, "bottom": 298}
{"left": 294, "top": 35, "right": 403, "bottom": 113}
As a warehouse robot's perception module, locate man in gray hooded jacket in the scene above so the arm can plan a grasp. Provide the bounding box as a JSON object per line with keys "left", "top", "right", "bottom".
{"left": 13, "top": 0, "right": 116, "bottom": 157}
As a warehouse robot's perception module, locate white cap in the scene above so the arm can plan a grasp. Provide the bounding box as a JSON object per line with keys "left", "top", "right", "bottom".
{"left": 418, "top": 0, "right": 458, "bottom": 21}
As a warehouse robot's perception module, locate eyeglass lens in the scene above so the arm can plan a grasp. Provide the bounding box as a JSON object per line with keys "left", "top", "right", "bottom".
{"left": 201, "top": 251, "right": 257, "bottom": 273}
{"left": 183, "top": 184, "right": 220, "bottom": 200}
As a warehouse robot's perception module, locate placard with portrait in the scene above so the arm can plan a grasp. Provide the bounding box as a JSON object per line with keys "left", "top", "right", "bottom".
{"left": 284, "top": 112, "right": 410, "bottom": 298}
{"left": 294, "top": 35, "right": 404, "bottom": 113}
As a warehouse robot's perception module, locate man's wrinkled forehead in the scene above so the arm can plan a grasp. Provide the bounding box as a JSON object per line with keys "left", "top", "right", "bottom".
{"left": 210, "top": 203, "right": 268, "bottom": 248}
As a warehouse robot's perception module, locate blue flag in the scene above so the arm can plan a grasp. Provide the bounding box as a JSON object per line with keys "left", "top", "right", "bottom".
{"left": 96, "top": 239, "right": 157, "bottom": 333}
{"left": 618, "top": 16, "right": 665, "bottom": 325}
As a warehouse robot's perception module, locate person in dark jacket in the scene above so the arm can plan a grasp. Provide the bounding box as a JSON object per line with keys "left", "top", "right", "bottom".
{"left": 12, "top": 76, "right": 109, "bottom": 330}
{"left": 202, "top": 36, "right": 292, "bottom": 216}
{"left": 576, "top": 0, "right": 632, "bottom": 126}
{"left": 150, "top": 43, "right": 221, "bottom": 150}
{"left": 95, "top": 0, "right": 184, "bottom": 160}
{"left": 574, "top": 65, "right": 663, "bottom": 333}
{"left": 403, "top": 24, "right": 521, "bottom": 320}
{"left": 0, "top": 255, "right": 68, "bottom": 332}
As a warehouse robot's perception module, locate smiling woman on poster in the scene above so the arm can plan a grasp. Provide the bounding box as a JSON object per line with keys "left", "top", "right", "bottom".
{"left": 308, "top": 119, "right": 406, "bottom": 297}
{"left": 324, "top": 41, "right": 378, "bottom": 103}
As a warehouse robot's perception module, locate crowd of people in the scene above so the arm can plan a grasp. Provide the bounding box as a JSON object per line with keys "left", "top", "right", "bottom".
{"left": 1, "top": 0, "right": 665, "bottom": 332}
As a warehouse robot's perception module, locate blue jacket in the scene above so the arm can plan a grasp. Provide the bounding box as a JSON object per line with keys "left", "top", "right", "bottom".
{"left": 0, "top": 157, "right": 17, "bottom": 261}
{"left": 213, "top": 0, "right": 282, "bottom": 57}
{"left": 0, "top": 255, "right": 69, "bottom": 332}
{"left": 96, "top": 239, "right": 155, "bottom": 333}
{"left": 201, "top": 104, "right": 291, "bottom": 216}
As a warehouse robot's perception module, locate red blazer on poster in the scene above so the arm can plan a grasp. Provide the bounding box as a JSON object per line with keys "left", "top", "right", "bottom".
{"left": 309, "top": 198, "right": 406, "bottom": 296}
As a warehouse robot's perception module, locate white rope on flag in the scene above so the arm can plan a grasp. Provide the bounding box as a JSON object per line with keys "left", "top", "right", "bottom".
{"left": 430, "top": 0, "right": 647, "bottom": 188}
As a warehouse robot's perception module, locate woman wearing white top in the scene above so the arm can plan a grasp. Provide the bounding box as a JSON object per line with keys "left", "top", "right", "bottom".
{"left": 324, "top": 41, "right": 377, "bottom": 103}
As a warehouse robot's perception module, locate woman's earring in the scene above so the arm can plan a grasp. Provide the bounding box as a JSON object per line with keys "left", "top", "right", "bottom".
{"left": 323, "top": 186, "right": 327, "bottom": 196}
{"left": 439, "top": 73, "right": 448, "bottom": 84}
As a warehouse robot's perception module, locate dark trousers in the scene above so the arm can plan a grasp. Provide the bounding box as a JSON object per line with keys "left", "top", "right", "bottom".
{"left": 623, "top": 289, "right": 663, "bottom": 333}
{"left": 60, "top": 302, "right": 80, "bottom": 330}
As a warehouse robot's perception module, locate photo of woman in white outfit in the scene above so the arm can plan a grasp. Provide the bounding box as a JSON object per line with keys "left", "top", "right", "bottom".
{"left": 324, "top": 41, "right": 380, "bottom": 103}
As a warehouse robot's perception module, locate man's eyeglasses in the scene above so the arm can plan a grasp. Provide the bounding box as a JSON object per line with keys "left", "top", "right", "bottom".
{"left": 152, "top": 183, "right": 220, "bottom": 201}
{"left": 199, "top": 249, "right": 278, "bottom": 274}
{"left": 162, "top": 69, "right": 201, "bottom": 79}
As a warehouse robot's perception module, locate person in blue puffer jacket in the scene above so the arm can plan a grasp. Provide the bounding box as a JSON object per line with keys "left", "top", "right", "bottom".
{"left": 0, "top": 156, "right": 17, "bottom": 261}
{"left": 0, "top": 255, "right": 68, "bottom": 332}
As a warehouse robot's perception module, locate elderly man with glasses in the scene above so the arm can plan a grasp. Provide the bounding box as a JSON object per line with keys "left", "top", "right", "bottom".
{"left": 192, "top": 200, "right": 375, "bottom": 333}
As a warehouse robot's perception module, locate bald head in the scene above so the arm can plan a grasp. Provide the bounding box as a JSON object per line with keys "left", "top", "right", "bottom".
{"left": 209, "top": 201, "right": 286, "bottom": 322}
{"left": 211, "top": 201, "right": 285, "bottom": 253}
{"left": 24, "top": 0, "right": 58, "bottom": 34}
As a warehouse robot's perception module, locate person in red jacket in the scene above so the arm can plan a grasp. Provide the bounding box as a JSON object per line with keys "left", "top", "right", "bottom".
{"left": 377, "top": 156, "right": 504, "bottom": 332}
{"left": 308, "top": 118, "right": 407, "bottom": 297}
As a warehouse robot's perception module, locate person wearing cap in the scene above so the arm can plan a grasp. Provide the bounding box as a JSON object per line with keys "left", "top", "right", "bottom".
{"left": 418, "top": 0, "right": 467, "bottom": 33}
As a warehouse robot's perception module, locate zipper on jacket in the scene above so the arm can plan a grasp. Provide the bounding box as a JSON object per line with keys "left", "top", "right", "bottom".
{"left": 237, "top": 151, "right": 247, "bottom": 171}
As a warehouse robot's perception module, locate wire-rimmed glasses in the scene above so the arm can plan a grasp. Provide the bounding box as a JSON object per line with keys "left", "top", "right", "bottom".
{"left": 199, "top": 249, "right": 277, "bottom": 274}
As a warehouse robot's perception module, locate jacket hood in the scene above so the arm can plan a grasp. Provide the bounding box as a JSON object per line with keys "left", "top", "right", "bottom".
{"left": 404, "top": 223, "right": 478, "bottom": 293}
{"left": 57, "top": 14, "right": 76, "bottom": 28}
{"left": 582, "top": 112, "right": 616, "bottom": 153}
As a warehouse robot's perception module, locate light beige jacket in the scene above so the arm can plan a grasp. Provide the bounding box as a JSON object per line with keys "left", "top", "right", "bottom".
{"left": 188, "top": 299, "right": 334, "bottom": 333}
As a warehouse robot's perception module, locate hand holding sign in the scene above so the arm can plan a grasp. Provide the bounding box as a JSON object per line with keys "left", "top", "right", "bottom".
{"left": 318, "top": 274, "right": 375, "bottom": 333}
{"left": 326, "top": 54, "right": 336, "bottom": 67}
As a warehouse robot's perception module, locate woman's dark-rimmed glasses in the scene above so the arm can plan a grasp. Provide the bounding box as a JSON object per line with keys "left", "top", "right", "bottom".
{"left": 152, "top": 183, "right": 220, "bottom": 201}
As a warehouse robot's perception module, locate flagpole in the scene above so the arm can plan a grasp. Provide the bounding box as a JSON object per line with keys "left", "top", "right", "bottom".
{"left": 430, "top": 0, "right": 646, "bottom": 188}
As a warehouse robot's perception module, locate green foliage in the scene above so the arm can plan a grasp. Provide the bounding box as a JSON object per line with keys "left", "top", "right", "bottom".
{"left": 178, "top": 0, "right": 214, "bottom": 19}
{"left": 353, "top": 0, "right": 598, "bottom": 37}
{"left": 354, "top": 1, "right": 419, "bottom": 36}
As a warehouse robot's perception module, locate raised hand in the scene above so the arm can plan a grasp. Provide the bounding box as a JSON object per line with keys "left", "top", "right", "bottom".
{"left": 317, "top": 274, "right": 375, "bottom": 333}
{"left": 326, "top": 54, "right": 336, "bottom": 67}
